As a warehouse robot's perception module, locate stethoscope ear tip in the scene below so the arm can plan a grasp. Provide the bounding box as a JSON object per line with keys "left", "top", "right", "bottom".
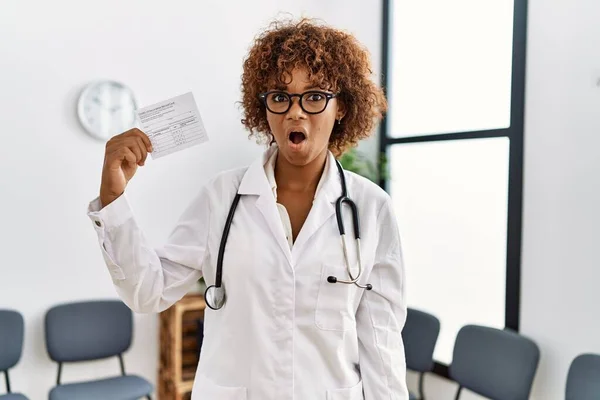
{"left": 366, "top": 284, "right": 373, "bottom": 291}
{"left": 327, "top": 276, "right": 338, "bottom": 284}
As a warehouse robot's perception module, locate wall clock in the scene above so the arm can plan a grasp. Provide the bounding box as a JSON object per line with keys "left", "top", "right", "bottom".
{"left": 77, "top": 80, "right": 137, "bottom": 141}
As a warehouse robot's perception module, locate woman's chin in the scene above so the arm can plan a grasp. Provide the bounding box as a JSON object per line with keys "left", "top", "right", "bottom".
{"left": 280, "top": 141, "right": 312, "bottom": 164}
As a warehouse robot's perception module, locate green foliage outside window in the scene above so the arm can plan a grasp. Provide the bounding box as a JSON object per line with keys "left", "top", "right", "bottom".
{"left": 338, "top": 147, "right": 388, "bottom": 183}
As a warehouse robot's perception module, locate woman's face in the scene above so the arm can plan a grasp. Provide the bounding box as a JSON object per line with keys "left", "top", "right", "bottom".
{"left": 265, "top": 68, "right": 344, "bottom": 166}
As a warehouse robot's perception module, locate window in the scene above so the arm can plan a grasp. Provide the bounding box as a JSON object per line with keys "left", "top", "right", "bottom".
{"left": 381, "top": 0, "right": 527, "bottom": 372}
{"left": 387, "top": 0, "right": 515, "bottom": 138}
{"left": 389, "top": 138, "right": 509, "bottom": 363}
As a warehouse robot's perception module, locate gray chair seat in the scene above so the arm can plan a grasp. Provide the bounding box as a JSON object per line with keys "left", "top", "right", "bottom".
{"left": 402, "top": 308, "right": 440, "bottom": 400}
{"left": 566, "top": 353, "right": 600, "bottom": 400}
{"left": 45, "top": 301, "right": 153, "bottom": 399}
{"left": 450, "top": 325, "right": 540, "bottom": 400}
{"left": 49, "top": 375, "right": 152, "bottom": 400}
{"left": 0, "top": 310, "right": 28, "bottom": 400}
{"left": 0, "top": 394, "right": 29, "bottom": 400}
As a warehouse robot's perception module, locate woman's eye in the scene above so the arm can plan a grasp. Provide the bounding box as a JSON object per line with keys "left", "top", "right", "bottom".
{"left": 307, "top": 93, "right": 324, "bottom": 101}
{"left": 272, "top": 94, "right": 288, "bottom": 102}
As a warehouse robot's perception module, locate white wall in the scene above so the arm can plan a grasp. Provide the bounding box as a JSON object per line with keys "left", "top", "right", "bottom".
{"left": 520, "top": 0, "right": 600, "bottom": 397}
{"left": 0, "top": 1, "right": 382, "bottom": 399}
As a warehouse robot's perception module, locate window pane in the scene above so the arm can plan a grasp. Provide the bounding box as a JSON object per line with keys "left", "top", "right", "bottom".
{"left": 389, "top": 0, "right": 514, "bottom": 137}
{"left": 390, "top": 138, "right": 509, "bottom": 364}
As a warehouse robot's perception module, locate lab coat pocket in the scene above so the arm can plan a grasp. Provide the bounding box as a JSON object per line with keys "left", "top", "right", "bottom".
{"left": 192, "top": 373, "right": 247, "bottom": 400}
{"left": 315, "top": 265, "right": 355, "bottom": 332}
{"left": 326, "top": 379, "right": 364, "bottom": 400}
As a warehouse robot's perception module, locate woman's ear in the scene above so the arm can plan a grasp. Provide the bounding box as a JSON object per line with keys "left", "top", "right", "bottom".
{"left": 336, "top": 99, "right": 347, "bottom": 121}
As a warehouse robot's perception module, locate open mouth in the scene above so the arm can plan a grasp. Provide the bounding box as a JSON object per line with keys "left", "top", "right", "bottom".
{"left": 289, "top": 131, "right": 306, "bottom": 144}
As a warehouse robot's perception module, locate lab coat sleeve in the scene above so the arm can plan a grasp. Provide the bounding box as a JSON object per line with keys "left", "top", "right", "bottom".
{"left": 356, "top": 197, "right": 409, "bottom": 400}
{"left": 87, "top": 187, "right": 211, "bottom": 314}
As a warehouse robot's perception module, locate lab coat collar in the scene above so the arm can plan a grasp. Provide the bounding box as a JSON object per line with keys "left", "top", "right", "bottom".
{"left": 237, "top": 145, "right": 340, "bottom": 204}
{"left": 237, "top": 145, "right": 342, "bottom": 264}
{"left": 237, "top": 146, "right": 276, "bottom": 198}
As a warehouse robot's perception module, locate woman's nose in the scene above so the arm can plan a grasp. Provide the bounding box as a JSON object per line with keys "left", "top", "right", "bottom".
{"left": 286, "top": 96, "right": 306, "bottom": 119}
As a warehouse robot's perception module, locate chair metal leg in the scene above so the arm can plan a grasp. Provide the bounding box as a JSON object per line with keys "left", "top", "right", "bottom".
{"left": 4, "top": 370, "right": 11, "bottom": 393}
{"left": 454, "top": 385, "right": 463, "bottom": 400}
{"left": 56, "top": 362, "right": 63, "bottom": 385}
{"left": 118, "top": 354, "right": 126, "bottom": 375}
{"left": 418, "top": 372, "right": 426, "bottom": 400}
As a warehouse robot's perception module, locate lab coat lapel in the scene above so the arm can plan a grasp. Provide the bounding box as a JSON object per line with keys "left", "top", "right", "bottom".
{"left": 238, "top": 147, "right": 292, "bottom": 265}
{"left": 291, "top": 152, "right": 340, "bottom": 261}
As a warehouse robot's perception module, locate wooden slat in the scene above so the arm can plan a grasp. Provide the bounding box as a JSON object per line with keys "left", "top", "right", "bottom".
{"left": 182, "top": 336, "right": 198, "bottom": 349}
{"left": 181, "top": 352, "right": 199, "bottom": 365}
{"left": 182, "top": 368, "right": 196, "bottom": 381}
{"left": 178, "top": 379, "right": 195, "bottom": 393}
{"left": 158, "top": 293, "right": 206, "bottom": 399}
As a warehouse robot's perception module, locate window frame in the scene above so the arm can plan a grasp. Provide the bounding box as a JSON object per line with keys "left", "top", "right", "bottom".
{"left": 379, "top": 0, "right": 528, "bottom": 377}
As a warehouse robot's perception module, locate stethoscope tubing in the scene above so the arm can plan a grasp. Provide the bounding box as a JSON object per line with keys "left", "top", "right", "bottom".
{"left": 205, "top": 159, "right": 372, "bottom": 310}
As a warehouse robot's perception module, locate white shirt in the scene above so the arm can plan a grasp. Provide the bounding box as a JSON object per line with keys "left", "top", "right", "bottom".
{"left": 87, "top": 145, "right": 409, "bottom": 400}
{"left": 263, "top": 148, "right": 329, "bottom": 250}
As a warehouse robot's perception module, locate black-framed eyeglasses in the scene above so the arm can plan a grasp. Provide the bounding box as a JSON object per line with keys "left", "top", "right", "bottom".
{"left": 258, "top": 90, "right": 337, "bottom": 115}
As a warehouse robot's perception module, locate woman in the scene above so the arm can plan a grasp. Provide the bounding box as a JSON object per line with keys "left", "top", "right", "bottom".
{"left": 88, "top": 18, "right": 408, "bottom": 400}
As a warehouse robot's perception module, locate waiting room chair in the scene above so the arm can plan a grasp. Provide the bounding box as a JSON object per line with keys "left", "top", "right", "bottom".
{"left": 0, "top": 309, "right": 29, "bottom": 400}
{"left": 565, "top": 353, "right": 600, "bottom": 400}
{"left": 401, "top": 308, "right": 440, "bottom": 400}
{"left": 449, "top": 325, "right": 539, "bottom": 400}
{"left": 44, "top": 300, "right": 153, "bottom": 400}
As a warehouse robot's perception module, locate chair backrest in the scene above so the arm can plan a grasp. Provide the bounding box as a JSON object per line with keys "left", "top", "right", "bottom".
{"left": 449, "top": 325, "right": 540, "bottom": 400}
{"left": 566, "top": 353, "right": 600, "bottom": 400}
{"left": 45, "top": 300, "right": 132, "bottom": 362}
{"left": 0, "top": 310, "right": 24, "bottom": 371}
{"left": 402, "top": 308, "right": 440, "bottom": 372}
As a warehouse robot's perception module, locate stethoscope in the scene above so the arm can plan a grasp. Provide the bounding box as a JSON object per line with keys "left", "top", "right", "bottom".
{"left": 205, "top": 159, "right": 372, "bottom": 311}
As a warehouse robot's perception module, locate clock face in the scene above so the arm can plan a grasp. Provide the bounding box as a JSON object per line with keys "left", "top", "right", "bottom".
{"left": 77, "top": 80, "right": 137, "bottom": 141}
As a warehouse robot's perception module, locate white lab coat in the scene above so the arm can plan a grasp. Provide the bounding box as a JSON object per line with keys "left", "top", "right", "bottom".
{"left": 87, "top": 146, "right": 409, "bottom": 400}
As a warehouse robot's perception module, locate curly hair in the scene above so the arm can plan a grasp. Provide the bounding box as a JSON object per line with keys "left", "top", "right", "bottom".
{"left": 240, "top": 18, "right": 387, "bottom": 157}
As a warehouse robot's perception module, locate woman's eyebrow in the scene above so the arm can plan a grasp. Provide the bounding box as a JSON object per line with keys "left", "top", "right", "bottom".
{"left": 273, "top": 85, "right": 325, "bottom": 92}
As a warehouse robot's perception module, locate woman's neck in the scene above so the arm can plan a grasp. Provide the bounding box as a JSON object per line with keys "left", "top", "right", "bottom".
{"left": 274, "top": 149, "right": 328, "bottom": 194}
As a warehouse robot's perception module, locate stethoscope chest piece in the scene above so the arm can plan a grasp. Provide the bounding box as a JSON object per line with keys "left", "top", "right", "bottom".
{"left": 205, "top": 284, "right": 226, "bottom": 310}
